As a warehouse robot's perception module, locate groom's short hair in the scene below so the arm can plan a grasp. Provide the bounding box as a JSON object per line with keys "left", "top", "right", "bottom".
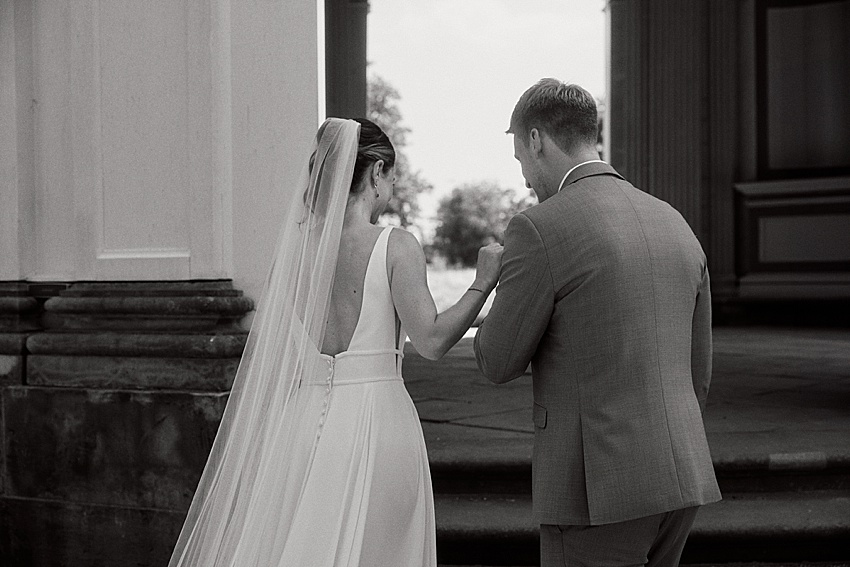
{"left": 508, "top": 79, "right": 598, "bottom": 154}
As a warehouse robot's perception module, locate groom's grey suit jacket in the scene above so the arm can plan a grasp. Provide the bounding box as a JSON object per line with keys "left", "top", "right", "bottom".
{"left": 474, "top": 162, "right": 721, "bottom": 526}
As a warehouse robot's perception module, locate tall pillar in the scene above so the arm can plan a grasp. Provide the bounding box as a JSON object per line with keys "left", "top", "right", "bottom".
{"left": 609, "top": 0, "right": 739, "bottom": 298}
{"left": 230, "top": 0, "right": 321, "bottom": 305}
{"left": 707, "top": 1, "right": 742, "bottom": 299}
{"left": 325, "top": 0, "right": 368, "bottom": 119}
{"left": 609, "top": 0, "right": 710, "bottom": 233}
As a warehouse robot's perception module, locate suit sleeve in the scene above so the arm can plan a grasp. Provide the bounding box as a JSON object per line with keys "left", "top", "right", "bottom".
{"left": 474, "top": 213, "right": 554, "bottom": 384}
{"left": 690, "top": 265, "right": 713, "bottom": 413}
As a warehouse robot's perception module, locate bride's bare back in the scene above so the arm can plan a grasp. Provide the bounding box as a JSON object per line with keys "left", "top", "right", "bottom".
{"left": 321, "top": 225, "right": 386, "bottom": 356}
{"left": 323, "top": 221, "right": 502, "bottom": 362}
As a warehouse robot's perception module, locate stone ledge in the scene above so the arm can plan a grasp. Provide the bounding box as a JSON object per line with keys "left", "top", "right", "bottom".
{"left": 0, "top": 282, "right": 29, "bottom": 296}
{"left": 27, "top": 332, "right": 247, "bottom": 358}
{"left": 0, "top": 297, "right": 39, "bottom": 314}
{"left": 27, "top": 355, "right": 238, "bottom": 391}
{"left": 0, "top": 292, "right": 41, "bottom": 333}
{"left": 1, "top": 280, "right": 255, "bottom": 332}
{"left": 44, "top": 296, "right": 253, "bottom": 316}
{"left": 42, "top": 296, "right": 254, "bottom": 332}
{"left": 60, "top": 280, "right": 242, "bottom": 297}
{"left": 41, "top": 312, "right": 241, "bottom": 332}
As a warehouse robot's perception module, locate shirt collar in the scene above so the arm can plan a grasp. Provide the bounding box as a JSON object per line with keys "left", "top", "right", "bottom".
{"left": 558, "top": 160, "right": 608, "bottom": 192}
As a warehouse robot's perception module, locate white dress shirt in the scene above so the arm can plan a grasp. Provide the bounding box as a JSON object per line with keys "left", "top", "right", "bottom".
{"left": 558, "top": 160, "right": 607, "bottom": 192}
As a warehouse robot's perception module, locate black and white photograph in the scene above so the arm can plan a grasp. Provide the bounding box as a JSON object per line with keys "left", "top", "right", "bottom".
{"left": 0, "top": 1, "right": 848, "bottom": 566}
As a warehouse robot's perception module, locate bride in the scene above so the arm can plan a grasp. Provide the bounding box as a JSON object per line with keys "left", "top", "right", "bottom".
{"left": 169, "top": 117, "right": 503, "bottom": 566}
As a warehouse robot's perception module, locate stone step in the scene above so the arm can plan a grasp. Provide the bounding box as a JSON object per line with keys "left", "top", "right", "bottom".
{"left": 434, "top": 492, "right": 850, "bottom": 565}
{"left": 430, "top": 453, "right": 850, "bottom": 495}
{"left": 682, "top": 564, "right": 850, "bottom": 567}
{"left": 437, "top": 564, "right": 850, "bottom": 567}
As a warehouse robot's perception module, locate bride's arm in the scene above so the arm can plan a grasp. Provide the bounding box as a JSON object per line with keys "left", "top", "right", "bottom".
{"left": 388, "top": 229, "right": 502, "bottom": 360}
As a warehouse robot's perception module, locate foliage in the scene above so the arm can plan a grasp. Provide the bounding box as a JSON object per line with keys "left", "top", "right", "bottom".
{"left": 426, "top": 266, "right": 494, "bottom": 321}
{"left": 367, "top": 74, "right": 432, "bottom": 228}
{"left": 432, "top": 182, "right": 534, "bottom": 267}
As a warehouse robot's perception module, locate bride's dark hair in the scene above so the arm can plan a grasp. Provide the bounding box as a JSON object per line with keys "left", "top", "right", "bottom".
{"left": 303, "top": 118, "right": 396, "bottom": 215}
{"left": 350, "top": 118, "right": 395, "bottom": 194}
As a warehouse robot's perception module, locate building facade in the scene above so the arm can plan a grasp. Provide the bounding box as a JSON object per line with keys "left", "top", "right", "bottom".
{"left": 608, "top": 0, "right": 850, "bottom": 305}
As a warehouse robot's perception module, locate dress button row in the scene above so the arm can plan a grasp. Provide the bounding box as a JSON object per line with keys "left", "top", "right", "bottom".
{"left": 316, "top": 359, "right": 334, "bottom": 441}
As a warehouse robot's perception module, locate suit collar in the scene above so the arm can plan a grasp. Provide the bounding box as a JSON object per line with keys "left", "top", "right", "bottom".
{"left": 560, "top": 161, "right": 624, "bottom": 190}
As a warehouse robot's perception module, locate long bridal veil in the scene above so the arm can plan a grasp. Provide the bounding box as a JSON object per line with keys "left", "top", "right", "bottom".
{"left": 169, "top": 118, "right": 360, "bottom": 566}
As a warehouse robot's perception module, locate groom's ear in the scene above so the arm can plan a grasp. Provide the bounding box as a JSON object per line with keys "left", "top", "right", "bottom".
{"left": 528, "top": 128, "right": 543, "bottom": 156}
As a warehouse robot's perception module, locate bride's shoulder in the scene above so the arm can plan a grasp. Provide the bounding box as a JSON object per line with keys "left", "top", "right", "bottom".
{"left": 387, "top": 226, "right": 424, "bottom": 263}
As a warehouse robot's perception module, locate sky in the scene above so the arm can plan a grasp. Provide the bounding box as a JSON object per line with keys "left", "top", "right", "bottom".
{"left": 367, "top": 0, "right": 608, "bottom": 234}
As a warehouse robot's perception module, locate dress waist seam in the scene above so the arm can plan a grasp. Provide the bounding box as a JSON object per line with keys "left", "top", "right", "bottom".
{"left": 318, "top": 348, "right": 404, "bottom": 360}
{"left": 301, "top": 375, "right": 403, "bottom": 387}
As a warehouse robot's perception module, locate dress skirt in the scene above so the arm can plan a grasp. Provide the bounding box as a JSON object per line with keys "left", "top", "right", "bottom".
{"left": 274, "top": 358, "right": 436, "bottom": 567}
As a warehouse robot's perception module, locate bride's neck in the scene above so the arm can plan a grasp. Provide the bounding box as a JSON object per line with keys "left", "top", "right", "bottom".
{"left": 343, "top": 192, "right": 375, "bottom": 229}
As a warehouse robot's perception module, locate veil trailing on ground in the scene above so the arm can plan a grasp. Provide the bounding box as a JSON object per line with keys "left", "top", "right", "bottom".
{"left": 169, "top": 118, "right": 360, "bottom": 566}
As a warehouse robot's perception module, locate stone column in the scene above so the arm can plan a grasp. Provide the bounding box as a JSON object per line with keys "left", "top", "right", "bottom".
{"left": 609, "top": 0, "right": 710, "bottom": 230}
{"left": 325, "top": 0, "right": 369, "bottom": 119}
{"left": 706, "top": 0, "right": 741, "bottom": 300}
{"left": 608, "top": 0, "right": 740, "bottom": 299}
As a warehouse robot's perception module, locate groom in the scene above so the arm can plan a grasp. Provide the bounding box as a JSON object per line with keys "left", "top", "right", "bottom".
{"left": 474, "top": 79, "right": 721, "bottom": 566}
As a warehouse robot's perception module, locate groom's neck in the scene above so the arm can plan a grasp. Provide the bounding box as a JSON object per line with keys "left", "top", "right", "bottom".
{"left": 564, "top": 146, "right": 602, "bottom": 171}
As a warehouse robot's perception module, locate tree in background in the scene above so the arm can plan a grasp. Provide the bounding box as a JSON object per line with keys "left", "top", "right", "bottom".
{"left": 367, "top": 74, "right": 432, "bottom": 228}
{"left": 433, "top": 182, "right": 535, "bottom": 267}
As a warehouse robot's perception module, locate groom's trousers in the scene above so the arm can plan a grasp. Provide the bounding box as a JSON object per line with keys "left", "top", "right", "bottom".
{"left": 539, "top": 506, "right": 699, "bottom": 567}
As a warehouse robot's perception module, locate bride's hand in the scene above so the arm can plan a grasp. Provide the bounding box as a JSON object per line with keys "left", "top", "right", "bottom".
{"left": 474, "top": 242, "right": 504, "bottom": 291}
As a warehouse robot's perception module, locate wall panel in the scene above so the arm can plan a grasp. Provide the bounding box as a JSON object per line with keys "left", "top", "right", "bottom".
{"left": 98, "top": 0, "right": 190, "bottom": 256}
{"left": 2, "top": 0, "right": 320, "bottom": 302}
{"left": 8, "top": 0, "right": 234, "bottom": 281}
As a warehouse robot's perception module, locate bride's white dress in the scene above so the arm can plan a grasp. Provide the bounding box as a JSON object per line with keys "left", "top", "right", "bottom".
{"left": 275, "top": 225, "right": 436, "bottom": 566}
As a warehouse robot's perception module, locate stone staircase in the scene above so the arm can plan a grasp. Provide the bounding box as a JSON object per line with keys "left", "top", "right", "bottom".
{"left": 429, "top": 454, "right": 850, "bottom": 565}
{"left": 402, "top": 329, "right": 850, "bottom": 566}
